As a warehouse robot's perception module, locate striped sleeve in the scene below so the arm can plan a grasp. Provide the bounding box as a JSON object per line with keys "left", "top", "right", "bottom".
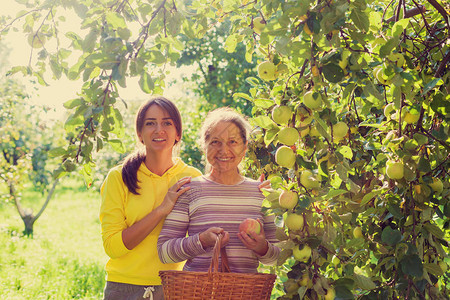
{"left": 157, "top": 190, "right": 207, "bottom": 264}
{"left": 256, "top": 213, "right": 280, "bottom": 265}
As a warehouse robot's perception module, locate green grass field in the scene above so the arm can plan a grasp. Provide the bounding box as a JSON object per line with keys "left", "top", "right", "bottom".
{"left": 0, "top": 177, "right": 108, "bottom": 299}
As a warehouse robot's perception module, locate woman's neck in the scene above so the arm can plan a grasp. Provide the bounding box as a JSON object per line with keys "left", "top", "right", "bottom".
{"left": 207, "top": 169, "right": 244, "bottom": 185}
{"left": 145, "top": 151, "right": 175, "bottom": 176}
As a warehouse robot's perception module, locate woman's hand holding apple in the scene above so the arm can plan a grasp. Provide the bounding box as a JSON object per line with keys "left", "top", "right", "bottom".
{"left": 238, "top": 219, "right": 269, "bottom": 256}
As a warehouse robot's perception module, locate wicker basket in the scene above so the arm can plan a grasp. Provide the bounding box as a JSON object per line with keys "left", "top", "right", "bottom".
{"left": 159, "top": 234, "right": 277, "bottom": 299}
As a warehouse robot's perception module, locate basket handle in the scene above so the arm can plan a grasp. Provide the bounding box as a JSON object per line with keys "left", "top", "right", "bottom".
{"left": 208, "top": 233, "right": 231, "bottom": 274}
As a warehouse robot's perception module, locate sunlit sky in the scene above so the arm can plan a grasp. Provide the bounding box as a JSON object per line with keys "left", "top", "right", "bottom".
{"left": 2, "top": 0, "right": 194, "bottom": 122}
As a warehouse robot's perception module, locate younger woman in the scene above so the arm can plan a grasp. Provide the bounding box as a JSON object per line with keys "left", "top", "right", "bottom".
{"left": 100, "top": 97, "right": 202, "bottom": 299}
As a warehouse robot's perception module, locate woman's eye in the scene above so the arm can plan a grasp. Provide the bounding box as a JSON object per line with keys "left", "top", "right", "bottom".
{"left": 164, "top": 121, "right": 173, "bottom": 126}
{"left": 146, "top": 121, "right": 155, "bottom": 126}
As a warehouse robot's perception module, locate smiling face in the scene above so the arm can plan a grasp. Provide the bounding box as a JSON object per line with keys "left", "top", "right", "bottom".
{"left": 205, "top": 121, "right": 248, "bottom": 177}
{"left": 137, "top": 104, "right": 180, "bottom": 154}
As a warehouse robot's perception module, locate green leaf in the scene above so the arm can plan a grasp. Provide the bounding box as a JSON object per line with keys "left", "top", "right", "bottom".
{"left": 254, "top": 98, "right": 274, "bottom": 108}
{"left": 108, "top": 139, "right": 126, "bottom": 153}
{"left": 233, "top": 93, "right": 252, "bottom": 101}
{"left": 400, "top": 254, "right": 423, "bottom": 277}
{"left": 106, "top": 12, "right": 126, "bottom": 29}
{"left": 423, "top": 263, "right": 444, "bottom": 277}
{"left": 350, "top": 9, "right": 369, "bottom": 32}
{"left": 417, "top": 157, "right": 431, "bottom": 172}
{"left": 423, "top": 223, "right": 444, "bottom": 239}
{"left": 381, "top": 226, "right": 402, "bottom": 245}
{"left": 64, "top": 98, "right": 84, "bottom": 109}
{"left": 360, "top": 191, "right": 376, "bottom": 205}
{"left": 322, "top": 63, "right": 345, "bottom": 83}
{"left": 139, "top": 72, "right": 154, "bottom": 94}
{"left": 337, "top": 145, "right": 353, "bottom": 160}
{"left": 422, "top": 78, "right": 443, "bottom": 95}
{"left": 379, "top": 38, "right": 398, "bottom": 57}
{"left": 325, "top": 189, "right": 348, "bottom": 199}
{"left": 224, "top": 34, "right": 238, "bottom": 53}
{"left": 253, "top": 116, "right": 276, "bottom": 129}
{"left": 392, "top": 19, "right": 409, "bottom": 37}
{"left": 48, "top": 147, "right": 66, "bottom": 157}
{"left": 354, "top": 274, "right": 376, "bottom": 290}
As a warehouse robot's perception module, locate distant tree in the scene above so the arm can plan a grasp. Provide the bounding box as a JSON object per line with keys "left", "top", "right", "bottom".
{"left": 0, "top": 78, "right": 65, "bottom": 235}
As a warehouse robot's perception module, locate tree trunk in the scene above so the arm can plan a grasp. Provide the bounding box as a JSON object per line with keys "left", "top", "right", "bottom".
{"left": 10, "top": 178, "right": 60, "bottom": 236}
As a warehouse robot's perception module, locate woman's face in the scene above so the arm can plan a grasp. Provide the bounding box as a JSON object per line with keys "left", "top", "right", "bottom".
{"left": 205, "top": 121, "right": 247, "bottom": 175}
{"left": 138, "top": 105, "right": 180, "bottom": 153}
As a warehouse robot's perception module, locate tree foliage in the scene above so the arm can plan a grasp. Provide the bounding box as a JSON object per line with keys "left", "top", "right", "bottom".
{"left": 1, "top": 0, "right": 449, "bottom": 298}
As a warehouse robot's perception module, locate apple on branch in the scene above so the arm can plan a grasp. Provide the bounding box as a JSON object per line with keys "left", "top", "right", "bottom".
{"left": 275, "top": 146, "right": 296, "bottom": 169}
{"left": 278, "top": 127, "right": 299, "bottom": 146}
{"left": 252, "top": 16, "right": 265, "bottom": 34}
{"left": 257, "top": 61, "right": 277, "bottom": 81}
{"left": 285, "top": 213, "right": 304, "bottom": 231}
{"left": 272, "top": 105, "right": 292, "bottom": 125}
{"left": 278, "top": 190, "right": 298, "bottom": 209}
{"left": 303, "top": 90, "right": 323, "bottom": 110}
{"left": 300, "top": 169, "right": 321, "bottom": 189}
{"left": 293, "top": 244, "right": 311, "bottom": 262}
{"left": 386, "top": 160, "right": 404, "bottom": 180}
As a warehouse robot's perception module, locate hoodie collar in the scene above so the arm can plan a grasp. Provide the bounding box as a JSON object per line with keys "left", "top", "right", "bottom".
{"left": 139, "top": 157, "right": 187, "bottom": 178}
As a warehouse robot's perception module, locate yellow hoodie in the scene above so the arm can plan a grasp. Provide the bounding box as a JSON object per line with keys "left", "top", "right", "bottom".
{"left": 100, "top": 158, "right": 202, "bottom": 285}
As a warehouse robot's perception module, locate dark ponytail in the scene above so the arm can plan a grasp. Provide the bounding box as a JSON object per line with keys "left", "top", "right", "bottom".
{"left": 122, "top": 150, "right": 146, "bottom": 195}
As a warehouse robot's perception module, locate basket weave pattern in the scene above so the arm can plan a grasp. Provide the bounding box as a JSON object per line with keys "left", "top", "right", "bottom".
{"left": 159, "top": 235, "right": 276, "bottom": 300}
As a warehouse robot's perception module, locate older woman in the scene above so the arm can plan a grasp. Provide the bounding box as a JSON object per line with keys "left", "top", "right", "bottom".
{"left": 157, "top": 107, "right": 279, "bottom": 273}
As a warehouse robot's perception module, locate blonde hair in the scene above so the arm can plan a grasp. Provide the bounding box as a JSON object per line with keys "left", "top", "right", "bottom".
{"left": 199, "top": 107, "right": 251, "bottom": 149}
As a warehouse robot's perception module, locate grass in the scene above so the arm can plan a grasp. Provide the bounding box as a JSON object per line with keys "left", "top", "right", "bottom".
{"left": 0, "top": 177, "right": 108, "bottom": 299}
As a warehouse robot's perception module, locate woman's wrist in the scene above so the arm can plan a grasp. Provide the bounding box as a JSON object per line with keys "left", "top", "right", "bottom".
{"left": 254, "top": 240, "right": 269, "bottom": 256}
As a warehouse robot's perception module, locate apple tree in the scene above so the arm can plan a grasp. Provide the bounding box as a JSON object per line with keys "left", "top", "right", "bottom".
{"left": 230, "top": 0, "right": 449, "bottom": 299}
{"left": 1, "top": 0, "right": 449, "bottom": 298}
{"left": 0, "top": 77, "right": 66, "bottom": 235}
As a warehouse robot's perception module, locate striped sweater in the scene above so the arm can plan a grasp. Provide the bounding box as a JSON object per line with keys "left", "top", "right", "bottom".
{"left": 157, "top": 175, "right": 280, "bottom": 273}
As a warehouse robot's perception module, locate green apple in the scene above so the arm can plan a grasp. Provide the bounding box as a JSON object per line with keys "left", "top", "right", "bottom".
{"left": 331, "top": 255, "right": 340, "bottom": 265}
{"left": 333, "top": 122, "right": 348, "bottom": 139}
{"left": 386, "top": 161, "right": 404, "bottom": 180}
{"left": 353, "top": 226, "right": 363, "bottom": 238}
{"left": 239, "top": 218, "right": 261, "bottom": 236}
{"left": 253, "top": 17, "right": 265, "bottom": 34}
{"left": 279, "top": 190, "right": 298, "bottom": 209}
{"left": 257, "top": 61, "right": 277, "bottom": 81}
{"left": 275, "top": 146, "right": 296, "bottom": 169}
{"left": 300, "top": 169, "right": 321, "bottom": 189}
{"left": 303, "top": 91, "right": 322, "bottom": 110}
{"left": 402, "top": 107, "right": 420, "bottom": 124}
{"left": 296, "top": 107, "right": 313, "bottom": 125}
{"left": 429, "top": 178, "right": 443, "bottom": 193}
{"left": 285, "top": 213, "right": 304, "bottom": 231}
{"left": 278, "top": 127, "right": 300, "bottom": 146}
{"left": 298, "top": 273, "right": 312, "bottom": 288}
{"left": 388, "top": 52, "right": 405, "bottom": 68}
{"left": 384, "top": 103, "right": 395, "bottom": 119}
{"left": 324, "top": 287, "right": 336, "bottom": 300}
{"left": 283, "top": 278, "right": 299, "bottom": 294}
{"left": 272, "top": 105, "right": 292, "bottom": 124}
{"left": 293, "top": 244, "right": 311, "bottom": 262}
